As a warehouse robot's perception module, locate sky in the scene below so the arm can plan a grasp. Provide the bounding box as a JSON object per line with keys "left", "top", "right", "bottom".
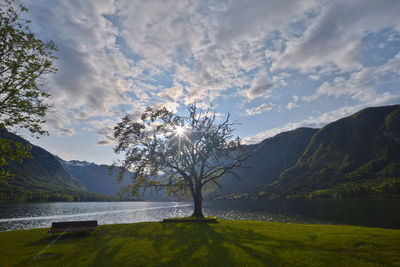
{"left": 17, "top": 0, "right": 400, "bottom": 165}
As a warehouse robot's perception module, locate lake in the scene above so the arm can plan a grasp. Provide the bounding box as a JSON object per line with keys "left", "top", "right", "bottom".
{"left": 0, "top": 198, "right": 399, "bottom": 231}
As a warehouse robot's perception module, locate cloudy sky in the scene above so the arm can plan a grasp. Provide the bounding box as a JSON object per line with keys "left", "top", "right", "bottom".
{"left": 20, "top": 0, "right": 400, "bottom": 164}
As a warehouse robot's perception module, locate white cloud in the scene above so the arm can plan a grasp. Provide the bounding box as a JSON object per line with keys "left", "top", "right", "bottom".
{"left": 286, "top": 96, "right": 299, "bottom": 110}
{"left": 245, "top": 103, "right": 274, "bottom": 116}
{"left": 45, "top": 111, "right": 76, "bottom": 136}
{"left": 244, "top": 94, "right": 400, "bottom": 144}
{"left": 214, "top": 0, "right": 317, "bottom": 45}
{"left": 273, "top": 0, "right": 400, "bottom": 72}
{"left": 84, "top": 119, "right": 116, "bottom": 146}
{"left": 20, "top": 0, "right": 400, "bottom": 152}
{"left": 246, "top": 70, "right": 274, "bottom": 99}
{"left": 387, "top": 32, "right": 400, "bottom": 42}
{"left": 24, "top": 0, "right": 134, "bottom": 130}
{"left": 116, "top": 0, "right": 319, "bottom": 106}
{"left": 243, "top": 105, "right": 363, "bottom": 144}
{"left": 304, "top": 52, "right": 400, "bottom": 102}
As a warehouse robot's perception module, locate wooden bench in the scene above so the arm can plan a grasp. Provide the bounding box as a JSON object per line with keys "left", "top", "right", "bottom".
{"left": 48, "top": 220, "right": 98, "bottom": 237}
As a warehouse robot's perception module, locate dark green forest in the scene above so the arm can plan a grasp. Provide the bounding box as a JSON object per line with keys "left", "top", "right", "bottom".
{"left": 251, "top": 105, "right": 400, "bottom": 199}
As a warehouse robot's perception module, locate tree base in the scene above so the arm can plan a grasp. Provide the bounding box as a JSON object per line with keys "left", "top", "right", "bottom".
{"left": 163, "top": 217, "right": 217, "bottom": 223}
{"left": 191, "top": 213, "right": 204, "bottom": 218}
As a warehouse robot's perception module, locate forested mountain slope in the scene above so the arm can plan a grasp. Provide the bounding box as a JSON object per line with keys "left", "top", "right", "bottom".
{"left": 209, "top": 128, "right": 318, "bottom": 197}
{"left": 0, "top": 129, "right": 114, "bottom": 202}
{"left": 260, "top": 105, "right": 400, "bottom": 198}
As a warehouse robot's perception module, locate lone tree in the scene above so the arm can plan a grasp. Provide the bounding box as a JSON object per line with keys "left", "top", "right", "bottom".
{"left": 113, "top": 104, "right": 247, "bottom": 217}
{"left": 0, "top": 0, "right": 57, "bottom": 180}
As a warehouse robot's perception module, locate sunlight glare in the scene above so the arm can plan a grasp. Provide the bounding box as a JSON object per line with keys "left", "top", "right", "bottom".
{"left": 175, "top": 126, "right": 185, "bottom": 136}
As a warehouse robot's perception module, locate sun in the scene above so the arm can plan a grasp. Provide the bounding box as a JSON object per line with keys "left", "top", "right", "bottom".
{"left": 175, "top": 126, "right": 185, "bottom": 136}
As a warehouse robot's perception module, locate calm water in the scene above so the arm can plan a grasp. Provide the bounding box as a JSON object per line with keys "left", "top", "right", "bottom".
{"left": 0, "top": 198, "right": 399, "bottom": 231}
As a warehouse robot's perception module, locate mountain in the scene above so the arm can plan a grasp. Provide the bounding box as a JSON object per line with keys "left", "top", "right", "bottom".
{"left": 60, "top": 159, "right": 175, "bottom": 200}
{"left": 209, "top": 127, "right": 318, "bottom": 198}
{"left": 62, "top": 128, "right": 317, "bottom": 201}
{"left": 3, "top": 104, "right": 398, "bottom": 202}
{"left": 259, "top": 104, "right": 400, "bottom": 199}
{"left": 59, "top": 159, "right": 130, "bottom": 197}
{"left": 0, "top": 129, "right": 115, "bottom": 202}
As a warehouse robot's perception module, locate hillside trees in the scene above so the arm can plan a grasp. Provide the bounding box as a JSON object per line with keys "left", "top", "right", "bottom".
{"left": 0, "top": 0, "right": 57, "bottom": 180}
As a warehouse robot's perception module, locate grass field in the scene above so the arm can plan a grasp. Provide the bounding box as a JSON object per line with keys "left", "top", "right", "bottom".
{"left": 0, "top": 220, "right": 399, "bottom": 266}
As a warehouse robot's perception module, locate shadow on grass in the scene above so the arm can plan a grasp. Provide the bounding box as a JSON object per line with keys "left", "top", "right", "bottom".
{"left": 25, "top": 231, "right": 93, "bottom": 247}
{"left": 21, "top": 222, "right": 395, "bottom": 266}
{"left": 146, "top": 222, "right": 282, "bottom": 266}
{"left": 23, "top": 223, "right": 286, "bottom": 266}
{"left": 149, "top": 222, "right": 388, "bottom": 266}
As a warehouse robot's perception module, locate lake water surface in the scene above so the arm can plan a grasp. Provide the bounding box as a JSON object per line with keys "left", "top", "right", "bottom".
{"left": 0, "top": 198, "right": 399, "bottom": 231}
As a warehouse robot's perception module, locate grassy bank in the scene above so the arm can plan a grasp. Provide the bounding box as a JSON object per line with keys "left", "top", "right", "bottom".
{"left": 0, "top": 220, "right": 399, "bottom": 266}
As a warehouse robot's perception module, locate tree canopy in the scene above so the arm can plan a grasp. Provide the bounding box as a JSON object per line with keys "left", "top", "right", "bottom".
{"left": 113, "top": 104, "right": 248, "bottom": 217}
{"left": 0, "top": 0, "right": 57, "bottom": 180}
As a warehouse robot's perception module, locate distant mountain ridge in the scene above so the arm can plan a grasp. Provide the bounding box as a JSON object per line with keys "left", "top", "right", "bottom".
{"left": 0, "top": 129, "right": 114, "bottom": 202}
{"left": 0, "top": 128, "right": 173, "bottom": 202}
{"left": 60, "top": 159, "right": 176, "bottom": 200}
{"left": 62, "top": 160, "right": 94, "bottom": 168}
{"left": 59, "top": 159, "right": 130, "bottom": 197}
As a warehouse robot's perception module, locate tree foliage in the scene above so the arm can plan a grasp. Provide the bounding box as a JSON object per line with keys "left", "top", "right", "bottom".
{"left": 0, "top": 136, "right": 31, "bottom": 181}
{"left": 0, "top": 0, "right": 57, "bottom": 180}
{"left": 113, "top": 104, "right": 247, "bottom": 216}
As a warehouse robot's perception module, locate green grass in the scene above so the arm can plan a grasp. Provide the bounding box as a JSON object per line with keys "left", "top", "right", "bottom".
{"left": 1, "top": 220, "right": 399, "bottom": 266}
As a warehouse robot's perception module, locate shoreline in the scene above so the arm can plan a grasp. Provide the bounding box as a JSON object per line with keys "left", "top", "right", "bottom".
{"left": 1, "top": 218, "right": 399, "bottom": 233}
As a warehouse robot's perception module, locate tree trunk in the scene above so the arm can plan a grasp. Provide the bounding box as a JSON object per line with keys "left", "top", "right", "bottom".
{"left": 192, "top": 192, "right": 203, "bottom": 217}
{"left": 192, "top": 182, "right": 204, "bottom": 217}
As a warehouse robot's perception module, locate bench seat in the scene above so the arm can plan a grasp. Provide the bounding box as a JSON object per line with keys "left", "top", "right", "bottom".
{"left": 48, "top": 220, "right": 98, "bottom": 236}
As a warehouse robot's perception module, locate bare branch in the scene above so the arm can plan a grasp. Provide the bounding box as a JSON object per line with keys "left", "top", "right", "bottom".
{"left": 113, "top": 103, "right": 247, "bottom": 216}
